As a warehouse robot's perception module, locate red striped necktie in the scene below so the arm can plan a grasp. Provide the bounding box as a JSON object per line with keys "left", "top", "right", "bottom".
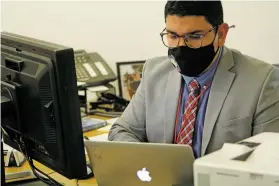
{"left": 176, "top": 79, "right": 200, "bottom": 146}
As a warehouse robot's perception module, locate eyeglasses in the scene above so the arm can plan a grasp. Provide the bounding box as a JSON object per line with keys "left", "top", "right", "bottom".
{"left": 160, "top": 25, "right": 235, "bottom": 49}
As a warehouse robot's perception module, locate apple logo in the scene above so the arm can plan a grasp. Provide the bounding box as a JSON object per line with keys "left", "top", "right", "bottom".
{"left": 137, "top": 167, "right": 152, "bottom": 182}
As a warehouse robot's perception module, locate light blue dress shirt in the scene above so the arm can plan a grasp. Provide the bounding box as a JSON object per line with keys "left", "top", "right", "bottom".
{"left": 176, "top": 47, "right": 223, "bottom": 158}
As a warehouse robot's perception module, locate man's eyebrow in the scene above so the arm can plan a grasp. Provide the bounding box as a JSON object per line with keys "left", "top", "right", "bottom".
{"left": 165, "top": 29, "right": 204, "bottom": 36}
{"left": 165, "top": 29, "right": 178, "bottom": 35}
{"left": 188, "top": 30, "right": 204, "bottom": 35}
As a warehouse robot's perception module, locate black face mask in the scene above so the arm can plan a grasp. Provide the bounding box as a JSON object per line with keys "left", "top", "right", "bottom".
{"left": 168, "top": 43, "right": 219, "bottom": 77}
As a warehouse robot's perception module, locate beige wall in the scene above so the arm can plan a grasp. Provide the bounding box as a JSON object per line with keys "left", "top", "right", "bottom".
{"left": 2, "top": 0, "right": 278, "bottom": 70}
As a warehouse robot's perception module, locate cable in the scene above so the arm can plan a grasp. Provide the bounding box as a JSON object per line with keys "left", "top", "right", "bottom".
{"left": 17, "top": 142, "right": 54, "bottom": 185}
{"left": 2, "top": 136, "right": 61, "bottom": 185}
{"left": 16, "top": 140, "right": 63, "bottom": 186}
{"left": 21, "top": 143, "right": 60, "bottom": 185}
{"left": 2, "top": 87, "right": 61, "bottom": 185}
{"left": 76, "top": 178, "right": 79, "bottom": 186}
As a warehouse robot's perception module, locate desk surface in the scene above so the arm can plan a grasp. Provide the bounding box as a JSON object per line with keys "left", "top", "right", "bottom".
{"left": 4, "top": 115, "right": 111, "bottom": 186}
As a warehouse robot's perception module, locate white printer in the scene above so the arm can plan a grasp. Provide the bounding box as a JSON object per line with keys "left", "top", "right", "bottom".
{"left": 194, "top": 132, "right": 279, "bottom": 186}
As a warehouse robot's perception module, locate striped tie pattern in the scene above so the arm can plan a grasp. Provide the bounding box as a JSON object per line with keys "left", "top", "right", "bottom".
{"left": 177, "top": 79, "right": 200, "bottom": 146}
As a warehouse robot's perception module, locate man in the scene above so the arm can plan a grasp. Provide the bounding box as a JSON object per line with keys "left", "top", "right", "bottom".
{"left": 108, "top": 1, "right": 279, "bottom": 158}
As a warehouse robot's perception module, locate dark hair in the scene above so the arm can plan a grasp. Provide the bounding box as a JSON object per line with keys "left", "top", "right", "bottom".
{"left": 164, "top": 0, "right": 224, "bottom": 27}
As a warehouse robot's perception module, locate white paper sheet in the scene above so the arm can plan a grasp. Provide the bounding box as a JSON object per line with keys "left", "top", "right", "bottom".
{"left": 89, "top": 133, "right": 108, "bottom": 141}
{"left": 106, "top": 117, "right": 118, "bottom": 125}
{"left": 96, "top": 125, "right": 112, "bottom": 132}
{"left": 88, "top": 86, "right": 109, "bottom": 92}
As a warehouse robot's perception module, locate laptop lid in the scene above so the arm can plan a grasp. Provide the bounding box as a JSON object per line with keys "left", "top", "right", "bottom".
{"left": 85, "top": 140, "right": 194, "bottom": 186}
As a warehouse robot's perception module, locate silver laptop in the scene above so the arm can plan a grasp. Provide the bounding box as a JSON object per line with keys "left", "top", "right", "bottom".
{"left": 84, "top": 140, "right": 194, "bottom": 186}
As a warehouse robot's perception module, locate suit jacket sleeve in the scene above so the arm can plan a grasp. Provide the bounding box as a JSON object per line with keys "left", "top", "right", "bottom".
{"left": 108, "top": 60, "right": 149, "bottom": 142}
{"left": 253, "top": 66, "right": 279, "bottom": 134}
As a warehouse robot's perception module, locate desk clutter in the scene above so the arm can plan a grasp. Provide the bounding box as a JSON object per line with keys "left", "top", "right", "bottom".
{"left": 75, "top": 50, "right": 146, "bottom": 119}
{"left": 3, "top": 143, "right": 26, "bottom": 167}
{"left": 74, "top": 49, "right": 134, "bottom": 118}
{"left": 79, "top": 83, "right": 130, "bottom": 118}
{"left": 81, "top": 117, "right": 107, "bottom": 132}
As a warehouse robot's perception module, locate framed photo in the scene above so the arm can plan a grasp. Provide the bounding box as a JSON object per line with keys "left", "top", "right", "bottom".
{"left": 116, "top": 61, "right": 145, "bottom": 100}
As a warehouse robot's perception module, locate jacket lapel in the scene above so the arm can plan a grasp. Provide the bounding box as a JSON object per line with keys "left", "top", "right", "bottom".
{"left": 164, "top": 69, "right": 181, "bottom": 143}
{"left": 201, "top": 47, "right": 236, "bottom": 155}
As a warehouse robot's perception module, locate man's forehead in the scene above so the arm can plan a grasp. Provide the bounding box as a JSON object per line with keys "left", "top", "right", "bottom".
{"left": 165, "top": 15, "right": 212, "bottom": 35}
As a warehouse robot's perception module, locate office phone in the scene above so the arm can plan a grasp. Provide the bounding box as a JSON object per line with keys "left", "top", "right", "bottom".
{"left": 74, "top": 50, "right": 116, "bottom": 88}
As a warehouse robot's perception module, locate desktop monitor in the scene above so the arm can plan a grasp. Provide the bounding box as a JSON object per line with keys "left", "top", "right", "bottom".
{"left": 1, "top": 32, "right": 87, "bottom": 183}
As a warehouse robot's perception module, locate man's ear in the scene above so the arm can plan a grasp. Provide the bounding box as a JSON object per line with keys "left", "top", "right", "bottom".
{"left": 217, "top": 23, "right": 229, "bottom": 46}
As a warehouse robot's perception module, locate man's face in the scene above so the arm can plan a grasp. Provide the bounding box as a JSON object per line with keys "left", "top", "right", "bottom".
{"left": 165, "top": 15, "right": 228, "bottom": 51}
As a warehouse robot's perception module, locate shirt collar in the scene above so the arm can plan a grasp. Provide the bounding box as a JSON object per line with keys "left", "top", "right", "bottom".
{"left": 182, "top": 47, "right": 223, "bottom": 88}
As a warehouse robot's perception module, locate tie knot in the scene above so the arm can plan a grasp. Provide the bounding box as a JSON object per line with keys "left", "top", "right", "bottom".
{"left": 188, "top": 79, "right": 200, "bottom": 95}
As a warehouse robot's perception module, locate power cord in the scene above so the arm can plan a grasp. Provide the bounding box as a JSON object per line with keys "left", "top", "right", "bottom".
{"left": 17, "top": 142, "right": 58, "bottom": 185}
{"left": 1, "top": 126, "right": 62, "bottom": 185}
{"left": 16, "top": 140, "right": 64, "bottom": 186}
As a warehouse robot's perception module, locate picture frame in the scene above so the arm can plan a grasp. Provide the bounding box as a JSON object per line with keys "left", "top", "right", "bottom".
{"left": 116, "top": 60, "right": 145, "bottom": 100}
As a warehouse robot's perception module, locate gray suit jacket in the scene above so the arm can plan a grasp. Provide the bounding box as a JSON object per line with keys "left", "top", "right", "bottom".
{"left": 108, "top": 46, "right": 279, "bottom": 156}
